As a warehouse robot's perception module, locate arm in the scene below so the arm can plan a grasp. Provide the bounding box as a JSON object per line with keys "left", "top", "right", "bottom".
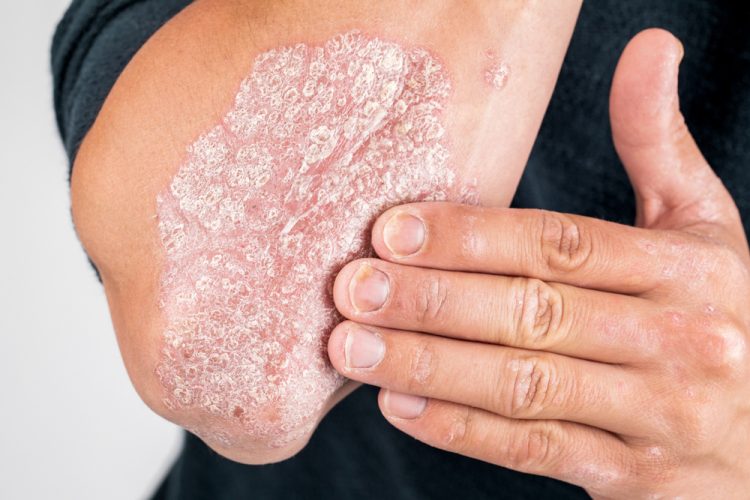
{"left": 71, "top": 0, "right": 581, "bottom": 464}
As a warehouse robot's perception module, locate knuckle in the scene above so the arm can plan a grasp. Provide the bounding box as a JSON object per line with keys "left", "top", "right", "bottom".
{"left": 505, "top": 424, "right": 560, "bottom": 472}
{"left": 505, "top": 356, "right": 563, "bottom": 418}
{"left": 406, "top": 339, "right": 436, "bottom": 392}
{"left": 511, "top": 278, "right": 565, "bottom": 347}
{"left": 413, "top": 274, "right": 449, "bottom": 324}
{"left": 539, "top": 211, "right": 593, "bottom": 273}
{"left": 688, "top": 317, "right": 747, "bottom": 377}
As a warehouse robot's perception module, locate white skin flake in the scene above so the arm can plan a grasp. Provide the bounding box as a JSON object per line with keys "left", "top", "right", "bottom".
{"left": 155, "top": 31, "right": 478, "bottom": 448}
{"left": 485, "top": 61, "right": 510, "bottom": 90}
{"left": 483, "top": 49, "right": 510, "bottom": 91}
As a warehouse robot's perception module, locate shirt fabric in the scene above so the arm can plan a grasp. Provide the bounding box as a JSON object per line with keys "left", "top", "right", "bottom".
{"left": 52, "top": 1, "right": 750, "bottom": 498}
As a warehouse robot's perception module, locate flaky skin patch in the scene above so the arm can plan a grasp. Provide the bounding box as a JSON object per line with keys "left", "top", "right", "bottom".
{"left": 155, "top": 31, "right": 477, "bottom": 448}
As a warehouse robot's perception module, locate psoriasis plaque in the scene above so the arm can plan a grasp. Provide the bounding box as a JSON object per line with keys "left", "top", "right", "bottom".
{"left": 155, "top": 31, "right": 478, "bottom": 448}
{"left": 483, "top": 49, "right": 510, "bottom": 90}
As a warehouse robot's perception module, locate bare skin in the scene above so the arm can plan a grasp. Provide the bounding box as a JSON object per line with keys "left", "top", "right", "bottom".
{"left": 71, "top": 0, "right": 581, "bottom": 464}
{"left": 329, "top": 30, "right": 750, "bottom": 498}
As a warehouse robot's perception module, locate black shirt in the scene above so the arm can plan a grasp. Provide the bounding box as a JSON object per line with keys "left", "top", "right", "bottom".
{"left": 52, "top": 1, "right": 750, "bottom": 498}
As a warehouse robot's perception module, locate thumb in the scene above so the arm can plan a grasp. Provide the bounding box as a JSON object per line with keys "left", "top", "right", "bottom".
{"left": 610, "top": 28, "right": 738, "bottom": 234}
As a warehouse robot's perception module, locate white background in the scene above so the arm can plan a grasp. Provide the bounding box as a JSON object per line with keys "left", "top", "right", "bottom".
{"left": 0, "top": 2, "right": 182, "bottom": 499}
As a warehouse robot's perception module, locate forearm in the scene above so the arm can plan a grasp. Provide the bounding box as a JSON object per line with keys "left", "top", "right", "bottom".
{"left": 72, "top": 0, "right": 581, "bottom": 464}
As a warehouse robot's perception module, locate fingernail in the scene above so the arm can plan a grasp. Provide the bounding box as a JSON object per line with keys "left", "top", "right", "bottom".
{"left": 349, "top": 264, "right": 390, "bottom": 312}
{"left": 344, "top": 325, "right": 385, "bottom": 369}
{"left": 383, "top": 212, "right": 425, "bottom": 257}
{"left": 383, "top": 390, "right": 427, "bottom": 419}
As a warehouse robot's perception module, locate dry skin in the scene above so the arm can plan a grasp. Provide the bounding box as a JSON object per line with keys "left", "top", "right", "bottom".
{"left": 155, "top": 31, "right": 478, "bottom": 447}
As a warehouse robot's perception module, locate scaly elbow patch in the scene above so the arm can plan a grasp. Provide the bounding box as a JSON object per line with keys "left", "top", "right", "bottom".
{"left": 155, "top": 31, "right": 478, "bottom": 448}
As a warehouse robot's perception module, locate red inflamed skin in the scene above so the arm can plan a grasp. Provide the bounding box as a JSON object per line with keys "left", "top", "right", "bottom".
{"left": 155, "top": 31, "right": 478, "bottom": 450}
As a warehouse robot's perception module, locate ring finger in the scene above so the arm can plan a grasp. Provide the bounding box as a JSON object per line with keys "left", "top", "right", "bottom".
{"left": 328, "top": 321, "right": 650, "bottom": 437}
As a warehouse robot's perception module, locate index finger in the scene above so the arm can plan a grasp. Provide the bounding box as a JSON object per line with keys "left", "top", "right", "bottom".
{"left": 371, "top": 202, "right": 680, "bottom": 295}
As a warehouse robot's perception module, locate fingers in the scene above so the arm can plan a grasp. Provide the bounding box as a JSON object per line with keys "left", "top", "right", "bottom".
{"left": 610, "top": 29, "right": 744, "bottom": 244}
{"left": 333, "top": 256, "right": 661, "bottom": 364}
{"left": 370, "top": 202, "right": 690, "bottom": 295}
{"left": 376, "top": 391, "right": 634, "bottom": 496}
{"left": 328, "top": 321, "right": 650, "bottom": 436}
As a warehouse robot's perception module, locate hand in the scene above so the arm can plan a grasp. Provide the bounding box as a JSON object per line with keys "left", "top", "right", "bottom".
{"left": 328, "top": 29, "right": 750, "bottom": 498}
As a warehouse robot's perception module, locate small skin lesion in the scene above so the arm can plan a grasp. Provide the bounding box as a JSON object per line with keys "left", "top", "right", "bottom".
{"left": 483, "top": 49, "right": 511, "bottom": 90}
{"left": 410, "top": 339, "right": 435, "bottom": 388}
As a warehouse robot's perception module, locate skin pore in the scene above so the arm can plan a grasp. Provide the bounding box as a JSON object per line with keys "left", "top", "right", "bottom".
{"left": 70, "top": 0, "right": 581, "bottom": 464}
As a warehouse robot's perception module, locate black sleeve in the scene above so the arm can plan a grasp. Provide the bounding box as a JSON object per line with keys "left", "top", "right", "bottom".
{"left": 51, "top": 0, "right": 191, "bottom": 280}
{"left": 514, "top": 0, "right": 750, "bottom": 238}
{"left": 51, "top": 0, "right": 192, "bottom": 179}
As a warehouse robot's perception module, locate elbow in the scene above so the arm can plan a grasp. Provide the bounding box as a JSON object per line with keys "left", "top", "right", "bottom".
{"left": 151, "top": 395, "right": 321, "bottom": 465}
{"left": 71, "top": 140, "right": 345, "bottom": 465}
{"left": 126, "top": 321, "right": 344, "bottom": 465}
{"left": 134, "top": 360, "right": 332, "bottom": 464}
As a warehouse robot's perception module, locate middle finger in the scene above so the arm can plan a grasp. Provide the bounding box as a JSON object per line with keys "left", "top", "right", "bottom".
{"left": 333, "top": 258, "right": 660, "bottom": 364}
